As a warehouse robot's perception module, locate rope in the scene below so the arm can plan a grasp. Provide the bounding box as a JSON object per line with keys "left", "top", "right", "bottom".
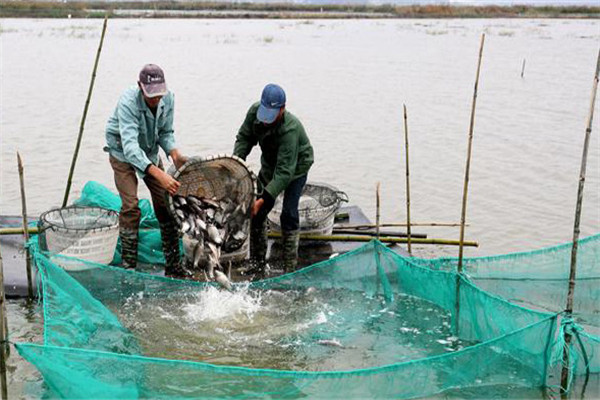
{"left": 548, "top": 315, "right": 591, "bottom": 394}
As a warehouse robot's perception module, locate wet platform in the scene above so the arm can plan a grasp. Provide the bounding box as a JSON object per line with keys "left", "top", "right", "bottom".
{"left": 1, "top": 206, "right": 408, "bottom": 297}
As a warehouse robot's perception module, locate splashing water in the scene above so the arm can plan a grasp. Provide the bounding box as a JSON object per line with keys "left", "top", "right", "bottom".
{"left": 182, "top": 284, "right": 263, "bottom": 323}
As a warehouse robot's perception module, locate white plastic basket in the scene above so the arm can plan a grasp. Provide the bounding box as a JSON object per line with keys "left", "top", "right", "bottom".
{"left": 38, "top": 206, "right": 119, "bottom": 271}
{"left": 268, "top": 182, "right": 348, "bottom": 235}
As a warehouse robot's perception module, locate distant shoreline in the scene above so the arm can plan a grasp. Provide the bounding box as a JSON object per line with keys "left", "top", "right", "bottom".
{"left": 1, "top": 2, "right": 599, "bottom": 19}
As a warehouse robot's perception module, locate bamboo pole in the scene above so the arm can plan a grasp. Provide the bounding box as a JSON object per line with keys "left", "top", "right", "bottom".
{"left": 268, "top": 232, "right": 478, "bottom": 247}
{"left": 458, "top": 32, "right": 485, "bottom": 271}
{"left": 17, "top": 153, "right": 33, "bottom": 299}
{"left": 0, "top": 228, "right": 39, "bottom": 236}
{"left": 375, "top": 183, "right": 381, "bottom": 240}
{"left": 560, "top": 48, "right": 600, "bottom": 395}
{"left": 455, "top": 33, "right": 485, "bottom": 335}
{"left": 403, "top": 104, "right": 413, "bottom": 255}
{"left": 0, "top": 243, "right": 8, "bottom": 400}
{"left": 334, "top": 222, "right": 467, "bottom": 229}
{"left": 521, "top": 58, "right": 526, "bottom": 78}
{"left": 62, "top": 16, "right": 108, "bottom": 207}
{"left": 332, "top": 229, "right": 427, "bottom": 239}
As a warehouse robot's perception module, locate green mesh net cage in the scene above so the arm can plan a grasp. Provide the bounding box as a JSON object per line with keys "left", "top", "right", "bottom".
{"left": 15, "top": 182, "right": 599, "bottom": 399}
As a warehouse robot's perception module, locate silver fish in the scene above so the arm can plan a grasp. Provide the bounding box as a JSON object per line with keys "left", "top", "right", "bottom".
{"left": 214, "top": 210, "right": 225, "bottom": 226}
{"left": 232, "top": 230, "right": 246, "bottom": 241}
{"left": 192, "top": 241, "right": 203, "bottom": 269}
{"left": 207, "top": 241, "right": 221, "bottom": 261}
{"left": 206, "top": 256, "right": 216, "bottom": 280}
{"left": 214, "top": 270, "right": 233, "bottom": 291}
{"left": 181, "top": 221, "right": 191, "bottom": 233}
{"left": 175, "top": 209, "right": 185, "bottom": 220}
{"left": 187, "top": 216, "right": 196, "bottom": 233}
{"left": 206, "top": 208, "right": 215, "bottom": 221}
{"left": 187, "top": 196, "right": 203, "bottom": 208}
{"left": 207, "top": 225, "right": 222, "bottom": 245}
{"left": 195, "top": 217, "right": 207, "bottom": 231}
{"left": 202, "top": 197, "right": 220, "bottom": 209}
{"left": 317, "top": 339, "right": 343, "bottom": 348}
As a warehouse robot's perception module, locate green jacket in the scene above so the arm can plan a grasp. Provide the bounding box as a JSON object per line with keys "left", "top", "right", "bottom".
{"left": 104, "top": 86, "right": 176, "bottom": 177}
{"left": 233, "top": 102, "right": 314, "bottom": 199}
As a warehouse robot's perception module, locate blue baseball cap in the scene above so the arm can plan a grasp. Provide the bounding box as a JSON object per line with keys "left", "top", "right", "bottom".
{"left": 257, "top": 83, "right": 286, "bottom": 124}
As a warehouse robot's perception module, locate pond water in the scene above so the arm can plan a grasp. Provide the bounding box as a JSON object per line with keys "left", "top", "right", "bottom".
{"left": 1, "top": 18, "right": 599, "bottom": 399}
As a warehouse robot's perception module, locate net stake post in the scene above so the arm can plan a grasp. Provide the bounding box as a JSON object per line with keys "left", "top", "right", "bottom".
{"left": 17, "top": 152, "right": 33, "bottom": 299}
{"left": 0, "top": 243, "right": 8, "bottom": 400}
{"left": 560, "top": 48, "right": 600, "bottom": 395}
{"left": 521, "top": 58, "right": 526, "bottom": 78}
{"left": 62, "top": 16, "right": 108, "bottom": 207}
{"left": 375, "top": 182, "right": 381, "bottom": 241}
{"left": 455, "top": 33, "right": 485, "bottom": 336}
{"left": 402, "top": 104, "right": 412, "bottom": 255}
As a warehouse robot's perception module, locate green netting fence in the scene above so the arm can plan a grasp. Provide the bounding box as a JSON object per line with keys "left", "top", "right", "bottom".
{"left": 15, "top": 238, "right": 599, "bottom": 399}
{"left": 412, "top": 234, "right": 600, "bottom": 327}
{"left": 13, "top": 181, "right": 599, "bottom": 398}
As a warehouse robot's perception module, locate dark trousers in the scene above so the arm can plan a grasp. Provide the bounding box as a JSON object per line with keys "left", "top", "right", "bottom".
{"left": 254, "top": 174, "right": 307, "bottom": 232}
{"left": 109, "top": 156, "right": 171, "bottom": 229}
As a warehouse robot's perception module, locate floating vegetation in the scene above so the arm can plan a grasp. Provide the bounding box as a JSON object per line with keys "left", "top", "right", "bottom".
{"left": 498, "top": 30, "right": 515, "bottom": 37}
{"left": 426, "top": 29, "right": 449, "bottom": 36}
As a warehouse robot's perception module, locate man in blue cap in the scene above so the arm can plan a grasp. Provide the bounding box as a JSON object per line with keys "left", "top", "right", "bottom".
{"left": 233, "top": 83, "right": 314, "bottom": 273}
{"left": 105, "top": 64, "right": 187, "bottom": 276}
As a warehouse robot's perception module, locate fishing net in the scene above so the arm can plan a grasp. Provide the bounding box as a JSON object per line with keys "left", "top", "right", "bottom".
{"left": 16, "top": 213, "right": 600, "bottom": 399}
{"left": 411, "top": 234, "right": 600, "bottom": 327}
{"left": 15, "top": 182, "right": 598, "bottom": 398}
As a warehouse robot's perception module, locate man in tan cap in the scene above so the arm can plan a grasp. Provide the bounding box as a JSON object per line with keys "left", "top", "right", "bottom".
{"left": 104, "top": 64, "right": 187, "bottom": 276}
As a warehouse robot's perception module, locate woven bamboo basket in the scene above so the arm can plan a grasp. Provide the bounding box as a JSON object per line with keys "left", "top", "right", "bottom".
{"left": 167, "top": 154, "right": 257, "bottom": 263}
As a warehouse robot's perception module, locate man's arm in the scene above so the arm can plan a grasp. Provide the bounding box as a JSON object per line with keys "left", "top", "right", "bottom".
{"left": 118, "top": 101, "right": 153, "bottom": 173}
{"left": 146, "top": 164, "right": 180, "bottom": 195}
{"left": 264, "top": 129, "right": 300, "bottom": 200}
{"left": 157, "top": 94, "right": 187, "bottom": 168}
{"left": 233, "top": 105, "right": 259, "bottom": 160}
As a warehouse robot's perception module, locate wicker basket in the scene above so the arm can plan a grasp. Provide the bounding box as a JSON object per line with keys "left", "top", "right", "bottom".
{"left": 168, "top": 154, "right": 257, "bottom": 263}
{"left": 268, "top": 182, "right": 348, "bottom": 235}
{"left": 38, "top": 206, "right": 119, "bottom": 271}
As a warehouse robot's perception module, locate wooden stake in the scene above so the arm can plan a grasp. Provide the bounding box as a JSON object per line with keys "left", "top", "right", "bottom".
{"left": 376, "top": 182, "right": 381, "bottom": 240}
{"left": 521, "top": 58, "right": 526, "bottom": 78}
{"left": 560, "top": 48, "right": 600, "bottom": 395}
{"left": 62, "top": 16, "right": 108, "bottom": 207}
{"left": 455, "top": 33, "right": 485, "bottom": 335}
{"left": 403, "top": 104, "right": 413, "bottom": 255}
{"left": 0, "top": 243, "right": 8, "bottom": 400}
{"left": 17, "top": 153, "right": 33, "bottom": 299}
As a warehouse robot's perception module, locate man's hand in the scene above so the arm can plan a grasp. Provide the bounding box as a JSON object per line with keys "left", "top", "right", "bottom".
{"left": 148, "top": 165, "right": 180, "bottom": 195}
{"left": 170, "top": 149, "right": 188, "bottom": 170}
{"left": 251, "top": 198, "right": 265, "bottom": 218}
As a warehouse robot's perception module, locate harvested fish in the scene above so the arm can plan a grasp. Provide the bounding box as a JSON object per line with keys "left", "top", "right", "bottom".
{"left": 172, "top": 191, "right": 252, "bottom": 288}
{"left": 207, "top": 225, "right": 222, "bottom": 245}
{"left": 317, "top": 339, "right": 344, "bottom": 348}
{"left": 214, "top": 270, "right": 233, "bottom": 291}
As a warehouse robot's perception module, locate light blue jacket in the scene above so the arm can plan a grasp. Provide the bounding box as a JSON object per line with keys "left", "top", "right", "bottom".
{"left": 104, "top": 86, "right": 176, "bottom": 176}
